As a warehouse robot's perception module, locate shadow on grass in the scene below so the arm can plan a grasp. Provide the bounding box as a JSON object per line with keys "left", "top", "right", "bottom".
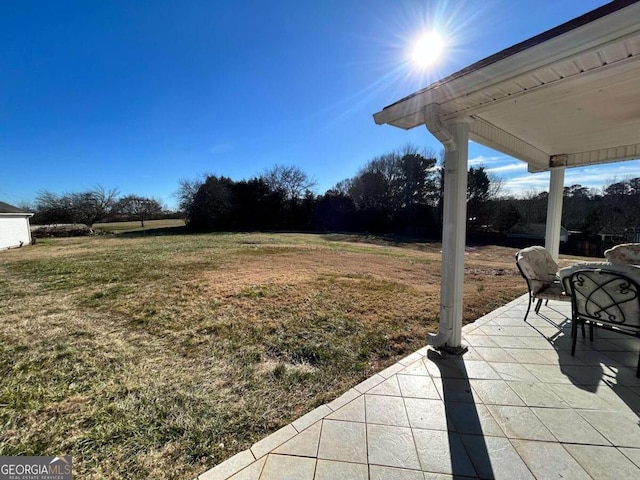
{"left": 115, "top": 225, "right": 192, "bottom": 238}
{"left": 321, "top": 232, "right": 440, "bottom": 249}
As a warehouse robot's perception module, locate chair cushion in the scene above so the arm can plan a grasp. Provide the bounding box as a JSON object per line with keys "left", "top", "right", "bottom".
{"left": 537, "top": 282, "right": 571, "bottom": 301}
{"left": 517, "top": 246, "right": 559, "bottom": 294}
{"left": 604, "top": 243, "right": 640, "bottom": 265}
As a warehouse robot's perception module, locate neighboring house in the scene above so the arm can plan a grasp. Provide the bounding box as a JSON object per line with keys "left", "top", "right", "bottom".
{"left": 507, "top": 223, "right": 569, "bottom": 244}
{"left": 0, "top": 201, "right": 34, "bottom": 250}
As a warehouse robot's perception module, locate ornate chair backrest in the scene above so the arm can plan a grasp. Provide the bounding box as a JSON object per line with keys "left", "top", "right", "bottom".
{"left": 563, "top": 269, "right": 640, "bottom": 331}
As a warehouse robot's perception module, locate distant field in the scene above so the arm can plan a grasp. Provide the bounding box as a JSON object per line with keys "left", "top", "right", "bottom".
{"left": 93, "top": 218, "right": 186, "bottom": 232}
{"left": 0, "top": 232, "right": 583, "bottom": 479}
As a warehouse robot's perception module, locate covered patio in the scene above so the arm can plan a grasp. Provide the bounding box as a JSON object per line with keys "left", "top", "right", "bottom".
{"left": 198, "top": 297, "right": 640, "bottom": 480}
{"left": 197, "top": 2, "right": 640, "bottom": 478}
{"left": 373, "top": 0, "right": 640, "bottom": 354}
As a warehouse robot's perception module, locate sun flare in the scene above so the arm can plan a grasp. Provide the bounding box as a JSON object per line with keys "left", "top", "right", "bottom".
{"left": 412, "top": 32, "right": 444, "bottom": 68}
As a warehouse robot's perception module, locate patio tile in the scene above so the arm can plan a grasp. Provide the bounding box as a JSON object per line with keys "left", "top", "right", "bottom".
{"left": 399, "top": 359, "right": 430, "bottom": 376}
{"left": 369, "top": 465, "right": 424, "bottom": 480}
{"left": 326, "top": 388, "right": 360, "bottom": 412}
{"left": 459, "top": 346, "right": 484, "bottom": 361}
{"left": 397, "top": 374, "right": 440, "bottom": 399}
{"left": 502, "top": 348, "right": 552, "bottom": 364}
{"left": 607, "top": 336, "right": 640, "bottom": 350}
{"left": 273, "top": 421, "right": 322, "bottom": 457}
{"left": 469, "top": 379, "right": 524, "bottom": 406}
{"left": 379, "top": 362, "right": 406, "bottom": 379}
{"left": 326, "top": 396, "right": 365, "bottom": 423}
{"left": 601, "top": 350, "right": 640, "bottom": 368}
{"left": 422, "top": 473, "right": 457, "bottom": 480}
{"left": 593, "top": 383, "right": 640, "bottom": 413}
{"left": 473, "top": 347, "right": 518, "bottom": 363}
{"left": 485, "top": 405, "right": 555, "bottom": 441}
{"left": 534, "top": 326, "right": 566, "bottom": 338}
{"left": 314, "top": 459, "right": 368, "bottom": 480}
{"left": 479, "top": 326, "right": 541, "bottom": 337}
{"left": 423, "top": 356, "right": 465, "bottom": 378}
{"left": 368, "top": 375, "right": 402, "bottom": 396}
{"left": 530, "top": 407, "right": 610, "bottom": 445}
{"left": 365, "top": 394, "right": 410, "bottom": 427}
{"left": 227, "top": 456, "right": 266, "bottom": 480}
{"left": 460, "top": 434, "right": 533, "bottom": 480}
{"left": 576, "top": 410, "right": 640, "bottom": 448}
{"left": 399, "top": 351, "right": 426, "bottom": 366}
{"left": 536, "top": 348, "right": 587, "bottom": 365}
{"left": 412, "top": 428, "right": 476, "bottom": 477}
{"left": 588, "top": 337, "right": 637, "bottom": 352}
{"left": 445, "top": 401, "right": 505, "bottom": 437}
{"left": 563, "top": 444, "right": 640, "bottom": 480}
{"left": 463, "top": 335, "right": 499, "bottom": 348}
{"left": 293, "top": 405, "right": 332, "bottom": 432}
{"left": 259, "top": 454, "right": 316, "bottom": 480}
{"left": 521, "top": 363, "right": 573, "bottom": 384}
{"left": 490, "top": 335, "right": 530, "bottom": 349}
{"left": 547, "top": 383, "right": 616, "bottom": 410}
{"left": 367, "top": 424, "right": 421, "bottom": 470}
{"left": 615, "top": 385, "right": 640, "bottom": 412}
{"left": 514, "top": 336, "right": 555, "bottom": 349}
{"left": 562, "top": 365, "right": 615, "bottom": 386}
{"left": 603, "top": 366, "right": 640, "bottom": 387}
{"left": 317, "top": 419, "right": 367, "bottom": 464}
{"left": 404, "top": 398, "right": 448, "bottom": 430}
{"left": 250, "top": 424, "right": 297, "bottom": 459}
{"left": 354, "top": 373, "right": 386, "bottom": 394}
{"left": 628, "top": 385, "right": 640, "bottom": 395}
{"left": 485, "top": 315, "right": 528, "bottom": 326}
{"left": 506, "top": 381, "right": 569, "bottom": 408}
{"left": 511, "top": 440, "right": 591, "bottom": 480}
{"left": 619, "top": 447, "right": 640, "bottom": 468}
{"left": 454, "top": 360, "right": 501, "bottom": 379}
{"left": 432, "top": 377, "right": 476, "bottom": 403}
{"left": 199, "top": 449, "right": 255, "bottom": 480}
{"left": 488, "top": 362, "right": 539, "bottom": 382}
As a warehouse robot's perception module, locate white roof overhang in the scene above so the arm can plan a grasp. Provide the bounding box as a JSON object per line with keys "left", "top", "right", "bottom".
{"left": 373, "top": 0, "right": 640, "bottom": 173}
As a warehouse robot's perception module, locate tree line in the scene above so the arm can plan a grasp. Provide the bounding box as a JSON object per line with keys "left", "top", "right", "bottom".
{"left": 32, "top": 187, "right": 168, "bottom": 228}
{"left": 28, "top": 144, "right": 640, "bottom": 244}
{"left": 178, "top": 145, "right": 500, "bottom": 237}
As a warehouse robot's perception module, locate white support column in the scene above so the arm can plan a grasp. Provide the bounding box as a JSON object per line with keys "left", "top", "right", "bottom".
{"left": 427, "top": 119, "right": 470, "bottom": 353}
{"left": 545, "top": 168, "right": 565, "bottom": 262}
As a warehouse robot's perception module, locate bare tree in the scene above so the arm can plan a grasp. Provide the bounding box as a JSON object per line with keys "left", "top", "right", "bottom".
{"left": 35, "top": 185, "right": 118, "bottom": 228}
{"left": 261, "top": 165, "right": 316, "bottom": 200}
{"left": 115, "top": 195, "right": 163, "bottom": 228}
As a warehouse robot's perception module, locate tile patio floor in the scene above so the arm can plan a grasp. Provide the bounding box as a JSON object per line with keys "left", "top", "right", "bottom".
{"left": 197, "top": 295, "right": 640, "bottom": 480}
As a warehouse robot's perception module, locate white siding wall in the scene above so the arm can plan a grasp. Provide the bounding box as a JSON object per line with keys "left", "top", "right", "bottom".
{"left": 0, "top": 215, "right": 32, "bottom": 249}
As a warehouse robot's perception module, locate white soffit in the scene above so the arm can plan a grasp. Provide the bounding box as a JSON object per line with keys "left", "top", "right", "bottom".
{"left": 373, "top": 0, "right": 640, "bottom": 172}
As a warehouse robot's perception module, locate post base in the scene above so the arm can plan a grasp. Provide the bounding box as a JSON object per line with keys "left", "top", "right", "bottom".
{"left": 435, "top": 343, "right": 469, "bottom": 356}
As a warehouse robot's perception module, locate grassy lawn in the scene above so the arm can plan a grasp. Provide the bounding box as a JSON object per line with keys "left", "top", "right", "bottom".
{"left": 1, "top": 230, "right": 561, "bottom": 479}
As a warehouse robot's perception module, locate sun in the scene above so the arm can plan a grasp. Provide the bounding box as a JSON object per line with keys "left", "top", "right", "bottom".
{"left": 411, "top": 32, "right": 444, "bottom": 68}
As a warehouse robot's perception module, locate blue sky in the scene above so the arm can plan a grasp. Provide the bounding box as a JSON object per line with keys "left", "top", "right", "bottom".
{"left": 2, "top": 0, "right": 638, "bottom": 209}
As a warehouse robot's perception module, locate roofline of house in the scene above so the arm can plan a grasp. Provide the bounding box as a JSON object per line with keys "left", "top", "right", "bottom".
{"left": 380, "top": 0, "right": 639, "bottom": 113}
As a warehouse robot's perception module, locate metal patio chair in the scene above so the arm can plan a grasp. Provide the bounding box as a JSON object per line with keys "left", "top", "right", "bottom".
{"left": 562, "top": 267, "right": 640, "bottom": 377}
{"left": 516, "top": 246, "right": 570, "bottom": 323}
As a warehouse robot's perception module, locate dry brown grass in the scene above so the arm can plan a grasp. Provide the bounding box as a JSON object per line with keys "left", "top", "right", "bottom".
{"left": 0, "top": 232, "right": 593, "bottom": 479}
